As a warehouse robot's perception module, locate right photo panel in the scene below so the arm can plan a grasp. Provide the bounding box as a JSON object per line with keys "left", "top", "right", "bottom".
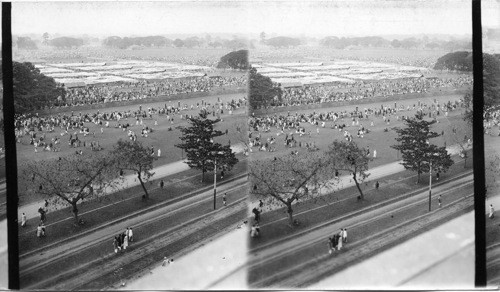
{"left": 247, "top": 0, "right": 476, "bottom": 289}
{"left": 483, "top": 0, "right": 500, "bottom": 287}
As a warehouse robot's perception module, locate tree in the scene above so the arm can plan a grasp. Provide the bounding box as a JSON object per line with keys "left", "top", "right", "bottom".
{"left": 216, "top": 50, "right": 249, "bottom": 70}
{"left": 50, "top": 37, "right": 84, "bottom": 49}
{"left": 176, "top": 112, "right": 238, "bottom": 182}
{"left": 11, "top": 62, "right": 66, "bottom": 113}
{"left": 433, "top": 51, "right": 473, "bottom": 71}
{"left": 249, "top": 67, "right": 282, "bottom": 110}
{"left": 484, "top": 54, "right": 500, "bottom": 110}
{"left": 42, "top": 32, "right": 50, "bottom": 45}
{"left": 450, "top": 121, "right": 472, "bottom": 168}
{"left": 325, "top": 140, "right": 371, "bottom": 200}
{"left": 266, "top": 36, "right": 301, "bottom": 48}
{"left": 173, "top": 39, "right": 184, "bottom": 48}
{"left": 260, "top": 32, "right": 266, "bottom": 44}
{"left": 249, "top": 152, "right": 333, "bottom": 226}
{"left": 16, "top": 37, "right": 38, "bottom": 50}
{"left": 111, "top": 140, "right": 157, "bottom": 199}
{"left": 21, "top": 153, "right": 118, "bottom": 224}
{"left": 392, "top": 114, "right": 454, "bottom": 183}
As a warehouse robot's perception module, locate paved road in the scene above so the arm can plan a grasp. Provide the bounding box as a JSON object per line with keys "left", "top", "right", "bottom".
{"left": 19, "top": 177, "right": 248, "bottom": 289}
{"left": 310, "top": 211, "right": 474, "bottom": 289}
{"left": 246, "top": 173, "right": 474, "bottom": 288}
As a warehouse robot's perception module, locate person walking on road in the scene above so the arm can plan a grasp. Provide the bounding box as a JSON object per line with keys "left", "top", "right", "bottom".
{"left": 21, "top": 213, "right": 26, "bottom": 227}
{"left": 123, "top": 231, "right": 129, "bottom": 250}
{"left": 128, "top": 227, "right": 134, "bottom": 242}
{"left": 490, "top": 204, "right": 495, "bottom": 219}
{"left": 160, "top": 179, "right": 164, "bottom": 189}
{"left": 223, "top": 193, "right": 227, "bottom": 206}
{"left": 36, "top": 223, "right": 45, "bottom": 238}
{"left": 342, "top": 228, "right": 347, "bottom": 243}
{"left": 337, "top": 230, "right": 343, "bottom": 250}
{"left": 375, "top": 181, "right": 379, "bottom": 190}
{"left": 438, "top": 195, "right": 442, "bottom": 208}
{"left": 113, "top": 237, "right": 119, "bottom": 253}
{"left": 328, "top": 237, "right": 334, "bottom": 254}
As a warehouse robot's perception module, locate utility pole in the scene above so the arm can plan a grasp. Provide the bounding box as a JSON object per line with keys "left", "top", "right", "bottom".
{"left": 213, "top": 157, "right": 217, "bottom": 210}
{"left": 428, "top": 160, "right": 432, "bottom": 212}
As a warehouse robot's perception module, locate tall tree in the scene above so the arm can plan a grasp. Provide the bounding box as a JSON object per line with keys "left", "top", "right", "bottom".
{"left": 111, "top": 140, "right": 157, "bottom": 199}
{"left": 325, "top": 140, "right": 371, "bottom": 200}
{"left": 176, "top": 112, "right": 238, "bottom": 182}
{"left": 249, "top": 67, "right": 282, "bottom": 110}
{"left": 260, "top": 31, "right": 266, "bottom": 44}
{"left": 249, "top": 152, "right": 333, "bottom": 226}
{"left": 16, "top": 37, "right": 38, "bottom": 50}
{"left": 42, "top": 32, "right": 50, "bottom": 45}
{"left": 392, "top": 114, "right": 454, "bottom": 183}
{"left": 10, "top": 62, "right": 65, "bottom": 113}
{"left": 21, "top": 153, "right": 118, "bottom": 224}
{"left": 217, "top": 50, "right": 249, "bottom": 70}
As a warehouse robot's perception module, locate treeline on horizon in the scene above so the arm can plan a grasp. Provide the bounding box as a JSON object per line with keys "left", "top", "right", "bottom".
{"left": 15, "top": 34, "right": 252, "bottom": 50}
{"left": 15, "top": 29, "right": 496, "bottom": 51}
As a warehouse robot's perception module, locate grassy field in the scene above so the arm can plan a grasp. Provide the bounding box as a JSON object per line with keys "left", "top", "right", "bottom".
{"left": 249, "top": 93, "right": 470, "bottom": 165}
{"left": 15, "top": 92, "right": 247, "bottom": 166}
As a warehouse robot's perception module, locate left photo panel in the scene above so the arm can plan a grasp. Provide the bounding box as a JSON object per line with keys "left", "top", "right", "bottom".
{"left": 7, "top": 1, "right": 250, "bottom": 289}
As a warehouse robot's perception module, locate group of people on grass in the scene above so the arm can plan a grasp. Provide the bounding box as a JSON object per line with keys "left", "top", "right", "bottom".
{"left": 247, "top": 98, "right": 463, "bottom": 156}
{"left": 271, "top": 76, "right": 472, "bottom": 107}
{"left": 60, "top": 75, "right": 246, "bottom": 107}
{"left": 14, "top": 95, "right": 246, "bottom": 156}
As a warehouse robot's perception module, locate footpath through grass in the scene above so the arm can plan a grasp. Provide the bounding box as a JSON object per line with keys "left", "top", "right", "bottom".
{"left": 18, "top": 157, "right": 247, "bottom": 255}
{"left": 250, "top": 152, "right": 472, "bottom": 249}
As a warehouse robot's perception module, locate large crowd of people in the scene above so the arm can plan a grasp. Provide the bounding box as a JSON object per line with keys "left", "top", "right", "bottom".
{"left": 53, "top": 75, "right": 246, "bottom": 108}
{"left": 270, "top": 76, "right": 472, "bottom": 107}
{"left": 15, "top": 95, "right": 246, "bottom": 155}
{"left": 248, "top": 98, "right": 465, "bottom": 154}
{"left": 252, "top": 47, "right": 445, "bottom": 69}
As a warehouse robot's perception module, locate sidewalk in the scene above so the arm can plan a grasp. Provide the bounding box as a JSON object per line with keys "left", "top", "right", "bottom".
{"left": 19, "top": 143, "right": 246, "bottom": 220}
{"left": 119, "top": 226, "right": 248, "bottom": 290}
{"left": 310, "top": 211, "right": 475, "bottom": 289}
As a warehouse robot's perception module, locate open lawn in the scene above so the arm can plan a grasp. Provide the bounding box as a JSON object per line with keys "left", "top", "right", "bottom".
{"left": 249, "top": 93, "right": 471, "bottom": 170}
{"left": 16, "top": 92, "right": 248, "bottom": 166}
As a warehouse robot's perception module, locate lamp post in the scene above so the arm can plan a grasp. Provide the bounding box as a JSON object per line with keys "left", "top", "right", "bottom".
{"left": 211, "top": 151, "right": 223, "bottom": 210}
{"left": 429, "top": 159, "right": 432, "bottom": 212}
{"left": 213, "top": 156, "right": 217, "bottom": 210}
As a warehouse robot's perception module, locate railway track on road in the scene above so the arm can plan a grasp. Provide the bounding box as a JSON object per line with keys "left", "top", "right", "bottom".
{"left": 248, "top": 175, "right": 474, "bottom": 288}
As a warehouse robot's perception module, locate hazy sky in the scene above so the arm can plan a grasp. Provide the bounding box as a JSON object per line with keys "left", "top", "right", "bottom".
{"left": 11, "top": 0, "right": 499, "bottom": 38}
